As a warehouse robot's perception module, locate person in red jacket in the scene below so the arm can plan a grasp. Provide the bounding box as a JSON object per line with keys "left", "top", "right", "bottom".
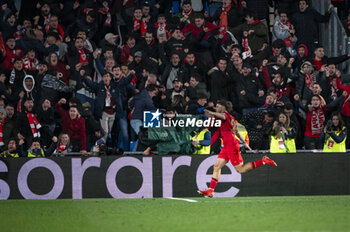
{"left": 181, "top": 13, "right": 217, "bottom": 41}
{"left": 55, "top": 98, "right": 87, "bottom": 154}
{"left": 2, "top": 36, "right": 23, "bottom": 70}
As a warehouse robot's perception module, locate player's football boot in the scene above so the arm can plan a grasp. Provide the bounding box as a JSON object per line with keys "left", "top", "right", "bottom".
{"left": 197, "top": 189, "right": 214, "bottom": 198}
{"left": 262, "top": 156, "right": 277, "bottom": 167}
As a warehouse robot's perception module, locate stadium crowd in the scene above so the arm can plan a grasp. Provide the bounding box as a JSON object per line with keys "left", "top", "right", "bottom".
{"left": 0, "top": 0, "right": 349, "bottom": 157}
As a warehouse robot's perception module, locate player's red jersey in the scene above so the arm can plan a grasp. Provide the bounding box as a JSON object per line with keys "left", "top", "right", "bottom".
{"left": 220, "top": 112, "right": 239, "bottom": 148}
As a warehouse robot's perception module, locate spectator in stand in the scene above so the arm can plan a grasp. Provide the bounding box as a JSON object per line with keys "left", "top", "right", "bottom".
{"left": 284, "top": 102, "right": 304, "bottom": 149}
{"left": 162, "top": 26, "right": 188, "bottom": 59}
{"left": 234, "top": 61, "right": 265, "bottom": 113}
{"left": 270, "top": 112, "right": 296, "bottom": 153}
{"left": 47, "top": 52, "right": 71, "bottom": 86}
{"left": 23, "top": 136, "right": 58, "bottom": 158}
{"left": 121, "top": 1, "right": 143, "bottom": 38}
{"left": 297, "top": 94, "right": 344, "bottom": 149}
{"left": 55, "top": 98, "right": 87, "bottom": 154}
{"left": 240, "top": 110, "right": 275, "bottom": 150}
{"left": 209, "top": 0, "right": 244, "bottom": 30}
{"left": 293, "top": 44, "right": 309, "bottom": 72}
{"left": 36, "top": 99, "right": 55, "bottom": 148}
{"left": 129, "top": 84, "right": 158, "bottom": 151}
{"left": 118, "top": 34, "right": 137, "bottom": 65}
{"left": 138, "top": 30, "right": 160, "bottom": 65}
{"left": 187, "top": 93, "right": 208, "bottom": 115}
{"left": 2, "top": 104, "right": 17, "bottom": 146}
{"left": 160, "top": 52, "right": 188, "bottom": 90}
{"left": 17, "top": 74, "right": 40, "bottom": 109}
{"left": 22, "top": 48, "right": 38, "bottom": 71}
{"left": 45, "top": 15, "right": 64, "bottom": 41}
{"left": 230, "top": 10, "right": 268, "bottom": 56}
{"left": 16, "top": 97, "right": 42, "bottom": 149}
{"left": 34, "top": 2, "right": 52, "bottom": 29}
{"left": 209, "top": 58, "right": 230, "bottom": 103}
{"left": 53, "top": 131, "right": 72, "bottom": 156}
{"left": 41, "top": 68, "right": 75, "bottom": 105}
{"left": 190, "top": 119, "right": 212, "bottom": 155}
{"left": 0, "top": 138, "right": 21, "bottom": 158}
{"left": 3, "top": 36, "right": 24, "bottom": 70}
{"left": 320, "top": 112, "right": 347, "bottom": 152}
{"left": 294, "top": 61, "right": 319, "bottom": 107}
{"left": 67, "top": 37, "right": 94, "bottom": 76}
{"left": 66, "top": 10, "right": 98, "bottom": 41}
{"left": 186, "top": 74, "right": 209, "bottom": 102}
{"left": 290, "top": 0, "right": 333, "bottom": 53}
{"left": 0, "top": 8, "right": 17, "bottom": 40}
{"left": 262, "top": 59, "right": 294, "bottom": 104}
{"left": 181, "top": 12, "right": 218, "bottom": 45}
{"left": 81, "top": 71, "right": 123, "bottom": 142}
{"left": 312, "top": 45, "right": 350, "bottom": 71}
{"left": 272, "top": 10, "right": 297, "bottom": 54}
{"left": 175, "top": 0, "right": 195, "bottom": 28}
{"left": 182, "top": 51, "right": 208, "bottom": 84}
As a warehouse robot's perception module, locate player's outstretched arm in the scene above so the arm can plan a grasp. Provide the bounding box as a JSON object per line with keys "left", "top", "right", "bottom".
{"left": 236, "top": 130, "right": 252, "bottom": 151}
{"left": 204, "top": 109, "right": 226, "bottom": 120}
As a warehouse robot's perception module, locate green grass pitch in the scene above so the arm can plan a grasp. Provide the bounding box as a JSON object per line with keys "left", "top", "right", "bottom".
{"left": 1, "top": 195, "right": 350, "bottom": 232}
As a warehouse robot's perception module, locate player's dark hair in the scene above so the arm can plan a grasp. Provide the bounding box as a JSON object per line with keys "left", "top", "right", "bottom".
{"left": 217, "top": 100, "right": 233, "bottom": 113}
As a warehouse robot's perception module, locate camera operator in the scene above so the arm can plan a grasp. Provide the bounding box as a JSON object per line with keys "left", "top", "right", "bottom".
{"left": 92, "top": 138, "right": 123, "bottom": 156}
{"left": 320, "top": 112, "right": 347, "bottom": 152}
{"left": 270, "top": 112, "right": 296, "bottom": 153}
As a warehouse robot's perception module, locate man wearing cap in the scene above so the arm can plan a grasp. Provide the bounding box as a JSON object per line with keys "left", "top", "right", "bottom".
{"left": 129, "top": 51, "right": 146, "bottom": 77}
{"left": 104, "top": 33, "right": 118, "bottom": 46}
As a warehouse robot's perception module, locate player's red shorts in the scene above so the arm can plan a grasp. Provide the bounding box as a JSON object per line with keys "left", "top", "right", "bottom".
{"left": 218, "top": 144, "right": 243, "bottom": 166}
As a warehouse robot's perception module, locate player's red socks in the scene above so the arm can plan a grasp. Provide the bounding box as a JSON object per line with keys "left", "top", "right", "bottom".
{"left": 209, "top": 177, "right": 218, "bottom": 189}
{"left": 252, "top": 160, "right": 263, "bottom": 169}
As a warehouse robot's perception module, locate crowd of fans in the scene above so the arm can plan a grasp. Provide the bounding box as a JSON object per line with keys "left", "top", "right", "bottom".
{"left": 0, "top": 0, "right": 349, "bottom": 157}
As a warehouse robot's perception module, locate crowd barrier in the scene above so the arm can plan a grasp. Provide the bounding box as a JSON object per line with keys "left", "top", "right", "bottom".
{"left": 0, "top": 153, "right": 349, "bottom": 200}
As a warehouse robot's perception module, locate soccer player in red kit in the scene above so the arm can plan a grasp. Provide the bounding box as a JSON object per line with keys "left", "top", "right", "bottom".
{"left": 198, "top": 100, "right": 277, "bottom": 198}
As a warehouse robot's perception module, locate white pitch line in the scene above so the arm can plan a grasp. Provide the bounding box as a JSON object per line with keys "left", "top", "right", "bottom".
{"left": 166, "top": 197, "right": 198, "bottom": 203}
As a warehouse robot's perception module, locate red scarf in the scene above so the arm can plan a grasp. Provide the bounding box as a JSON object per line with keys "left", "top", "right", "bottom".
{"left": 219, "top": 4, "right": 231, "bottom": 30}
{"left": 305, "top": 73, "right": 316, "bottom": 89}
{"left": 98, "top": 6, "right": 111, "bottom": 27}
{"left": 155, "top": 23, "right": 169, "bottom": 40}
{"left": 310, "top": 108, "right": 325, "bottom": 136}
{"left": 0, "top": 119, "right": 6, "bottom": 146}
{"left": 182, "top": 9, "right": 193, "bottom": 17}
{"left": 242, "top": 36, "right": 249, "bottom": 52}
{"left": 133, "top": 17, "right": 141, "bottom": 31}
{"left": 26, "top": 111, "right": 41, "bottom": 137}
{"left": 23, "top": 57, "right": 38, "bottom": 71}
{"left": 78, "top": 49, "right": 88, "bottom": 65}
{"left": 141, "top": 21, "right": 148, "bottom": 37}
{"left": 56, "top": 143, "right": 66, "bottom": 152}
